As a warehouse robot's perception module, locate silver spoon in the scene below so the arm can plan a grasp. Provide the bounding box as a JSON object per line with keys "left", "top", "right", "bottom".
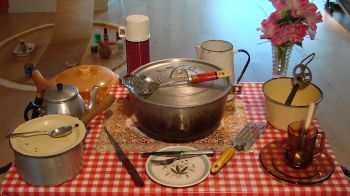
{"left": 7, "top": 124, "right": 78, "bottom": 138}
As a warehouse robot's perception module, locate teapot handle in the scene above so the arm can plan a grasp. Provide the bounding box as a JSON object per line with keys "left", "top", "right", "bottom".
{"left": 24, "top": 101, "right": 41, "bottom": 121}
{"left": 234, "top": 49, "right": 250, "bottom": 84}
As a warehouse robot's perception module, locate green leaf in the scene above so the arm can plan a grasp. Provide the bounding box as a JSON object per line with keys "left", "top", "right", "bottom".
{"left": 171, "top": 168, "right": 178, "bottom": 174}
{"left": 278, "top": 11, "right": 299, "bottom": 25}
{"left": 176, "top": 165, "right": 180, "bottom": 173}
{"left": 180, "top": 166, "right": 188, "bottom": 174}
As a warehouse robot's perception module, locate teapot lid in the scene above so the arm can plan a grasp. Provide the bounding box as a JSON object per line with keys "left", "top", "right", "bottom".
{"left": 54, "top": 65, "right": 116, "bottom": 93}
{"left": 44, "top": 83, "right": 79, "bottom": 102}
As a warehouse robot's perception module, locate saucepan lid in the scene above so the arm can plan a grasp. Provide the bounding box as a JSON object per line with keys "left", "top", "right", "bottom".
{"left": 10, "top": 114, "right": 86, "bottom": 157}
{"left": 130, "top": 58, "right": 231, "bottom": 108}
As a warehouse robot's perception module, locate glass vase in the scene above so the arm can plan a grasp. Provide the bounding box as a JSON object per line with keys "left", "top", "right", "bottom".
{"left": 271, "top": 44, "right": 294, "bottom": 78}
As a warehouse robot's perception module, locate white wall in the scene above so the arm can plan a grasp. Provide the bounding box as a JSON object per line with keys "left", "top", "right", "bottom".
{"left": 8, "top": 0, "right": 108, "bottom": 13}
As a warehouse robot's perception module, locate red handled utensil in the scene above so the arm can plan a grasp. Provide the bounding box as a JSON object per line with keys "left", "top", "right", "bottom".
{"left": 122, "top": 70, "right": 231, "bottom": 96}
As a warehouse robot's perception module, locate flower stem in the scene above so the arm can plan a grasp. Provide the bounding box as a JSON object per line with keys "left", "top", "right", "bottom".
{"left": 279, "top": 45, "right": 287, "bottom": 69}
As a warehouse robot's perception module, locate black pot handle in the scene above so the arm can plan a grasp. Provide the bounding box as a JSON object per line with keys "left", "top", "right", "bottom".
{"left": 24, "top": 101, "right": 40, "bottom": 121}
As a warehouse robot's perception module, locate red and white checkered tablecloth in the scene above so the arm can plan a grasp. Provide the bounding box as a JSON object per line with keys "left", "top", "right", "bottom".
{"left": 2, "top": 83, "right": 350, "bottom": 195}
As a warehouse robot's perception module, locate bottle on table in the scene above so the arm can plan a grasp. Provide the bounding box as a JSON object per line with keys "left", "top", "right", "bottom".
{"left": 93, "top": 30, "right": 102, "bottom": 44}
{"left": 103, "top": 28, "right": 109, "bottom": 42}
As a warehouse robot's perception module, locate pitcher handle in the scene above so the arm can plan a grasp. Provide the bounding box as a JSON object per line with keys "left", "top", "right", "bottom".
{"left": 234, "top": 49, "right": 250, "bottom": 84}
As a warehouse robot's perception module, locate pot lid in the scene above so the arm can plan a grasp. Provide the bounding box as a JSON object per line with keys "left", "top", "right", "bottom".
{"left": 54, "top": 65, "right": 115, "bottom": 93}
{"left": 131, "top": 58, "right": 231, "bottom": 107}
{"left": 10, "top": 114, "right": 86, "bottom": 157}
{"left": 44, "top": 83, "right": 79, "bottom": 102}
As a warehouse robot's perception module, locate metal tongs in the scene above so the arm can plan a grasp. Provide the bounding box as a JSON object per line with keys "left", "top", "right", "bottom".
{"left": 285, "top": 53, "right": 315, "bottom": 106}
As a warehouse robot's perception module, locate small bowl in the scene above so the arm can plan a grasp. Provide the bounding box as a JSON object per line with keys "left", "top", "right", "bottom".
{"left": 262, "top": 77, "right": 323, "bottom": 131}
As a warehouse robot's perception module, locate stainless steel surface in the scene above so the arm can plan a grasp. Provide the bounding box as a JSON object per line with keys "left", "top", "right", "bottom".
{"left": 122, "top": 74, "right": 162, "bottom": 96}
{"left": 45, "top": 84, "right": 79, "bottom": 102}
{"left": 123, "top": 68, "right": 231, "bottom": 96}
{"left": 29, "top": 84, "right": 99, "bottom": 119}
{"left": 142, "top": 149, "right": 215, "bottom": 156}
{"left": 241, "top": 123, "right": 266, "bottom": 151}
{"left": 7, "top": 125, "right": 73, "bottom": 138}
{"left": 231, "top": 123, "right": 260, "bottom": 151}
{"left": 129, "top": 58, "right": 232, "bottom": 142}
{"left": 130, "top": 58, "right": 231, "bottom": 108}
{"left": 103, "top": 127, "right": 144, "bottom": 187}
{"left": 13, "top": 143, "right": 84, "bottom": 186}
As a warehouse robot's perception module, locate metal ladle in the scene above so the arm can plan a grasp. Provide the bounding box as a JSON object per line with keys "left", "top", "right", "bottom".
{"left": 7, "top": 124, "right": 78, "bottom": 138}
{"left": 285, "top": 53, "right": 315, "bottom": 106}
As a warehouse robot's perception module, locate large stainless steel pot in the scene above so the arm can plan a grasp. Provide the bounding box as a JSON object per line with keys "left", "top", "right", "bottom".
{"left": 129, "top": 58, "right": 236, "bottom": 142}
{"left": 9, "top": 114, "right": 86, "bottom": 186}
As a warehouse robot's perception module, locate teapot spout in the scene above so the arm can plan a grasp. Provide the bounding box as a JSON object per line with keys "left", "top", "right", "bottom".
{"left": 195, "top": 44, "right": 202, "bottom": 59}
{"left": 31, "top": 70, "right": 55, "bottom": 93}
{"left": 87, "top": 86, "right": 99, "bottom": 110}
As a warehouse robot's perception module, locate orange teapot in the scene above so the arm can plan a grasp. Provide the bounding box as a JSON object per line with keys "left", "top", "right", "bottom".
{"left": 31, "top": 65, "right": 118, "bottom": 104}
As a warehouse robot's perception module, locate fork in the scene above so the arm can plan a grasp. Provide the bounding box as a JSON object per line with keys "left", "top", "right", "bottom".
{"left": 150, "top": 154, "right": 202, "bottom": 165}
{"left": 210, "top": 122, "right": 266, "bottom": 174}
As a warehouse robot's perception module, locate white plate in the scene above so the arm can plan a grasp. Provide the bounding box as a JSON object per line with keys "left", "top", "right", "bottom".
{"left": 145, "top": 146, "right": 211, "bottom": 188}
{"left": 10, "top": 114, "right": 86, "bottom": 157}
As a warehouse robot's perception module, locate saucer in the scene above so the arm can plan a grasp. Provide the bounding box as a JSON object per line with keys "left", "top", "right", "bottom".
{"left": 271, "top": 146, "right": 320, "bottom": 179}
{"left": 145, "top": 146, "right": 210, "bottom": 188}
{"left": 259, "top": 139, "right": 335, "bottom": 185}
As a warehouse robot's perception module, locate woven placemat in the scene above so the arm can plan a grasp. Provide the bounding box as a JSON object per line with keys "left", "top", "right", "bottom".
{"left": 96, "top": 97, "right": 248, "bottom": 152}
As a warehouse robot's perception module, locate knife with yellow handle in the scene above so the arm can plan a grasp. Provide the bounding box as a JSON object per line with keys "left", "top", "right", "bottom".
{"left": 210, "top": 146, "right": 236, "bottom": 174}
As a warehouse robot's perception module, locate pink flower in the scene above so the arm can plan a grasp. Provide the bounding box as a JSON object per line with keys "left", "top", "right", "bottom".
{"left": 269, "top": 0, "right": 286, "bottom": 10}
{"left": 258, "top": 0, "right": 322, "bottom": 46}
{"left": 270, "top": 24, "right": 308, "bottom": 45}
{"left": 258, "top": 12, "right": 279, "bottom": 39}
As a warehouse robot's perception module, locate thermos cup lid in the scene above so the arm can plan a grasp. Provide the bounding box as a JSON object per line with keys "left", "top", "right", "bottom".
{"left": 125, "top": 15, "right": 150, "bottom": 42}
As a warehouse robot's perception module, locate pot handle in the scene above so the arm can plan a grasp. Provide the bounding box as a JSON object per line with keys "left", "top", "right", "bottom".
{"left": 24, "top": 101, "right": 41, "bottom": 121}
